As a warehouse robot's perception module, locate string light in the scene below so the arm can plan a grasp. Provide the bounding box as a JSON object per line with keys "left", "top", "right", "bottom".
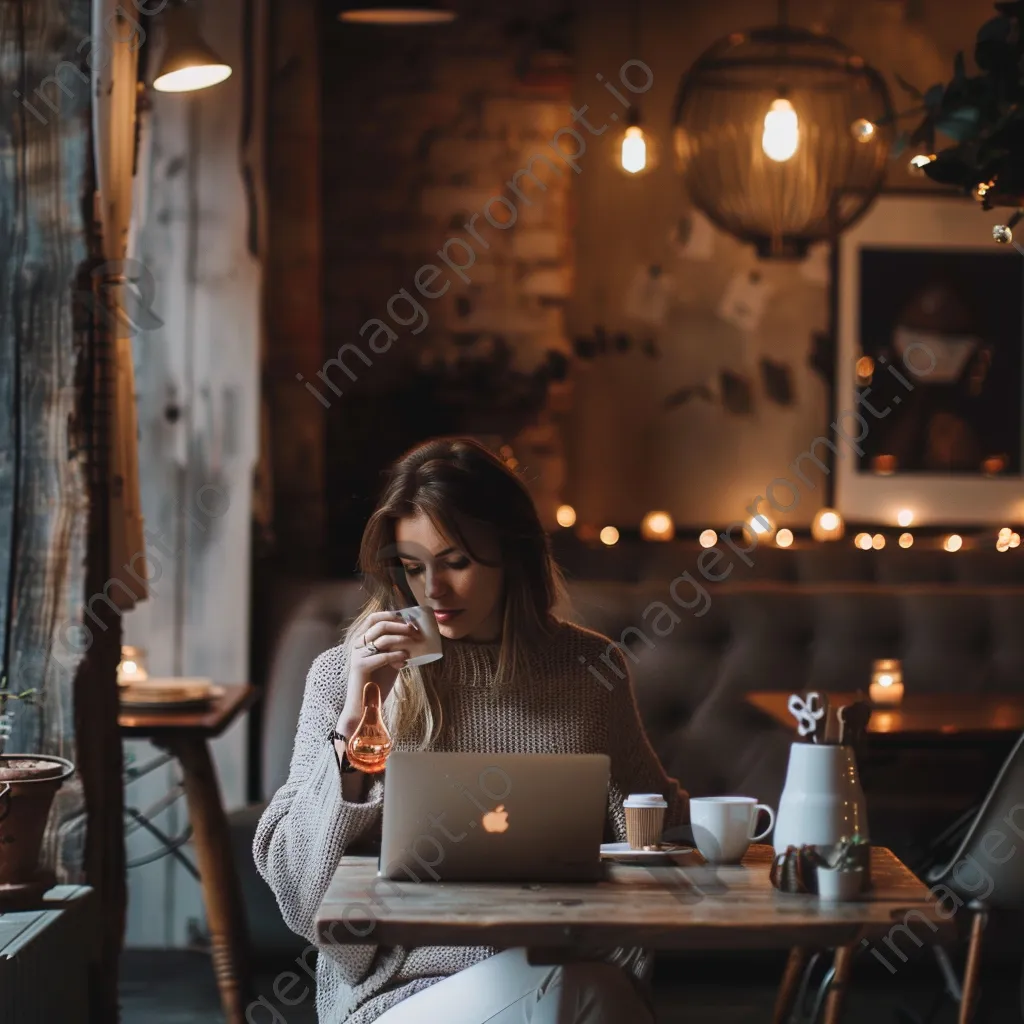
{"left": 641, "top": 511, "right": 675, "bottom": 542}
{"left": 896, "top": 509, "right": 914, "bottom": 527}
{"left": 850, "top": 118, "right": 876, "bottom": 143}
{"left": 944, "top": 534, "right": 963, "bottom": 553}
{"left": 872, "top": 533, "right": 886, "bottom": 550}
{"left": 811, "top": 508, "right": 844, "bottom": 542}
{"left": 899, "top": 533, "right": 914, "bottom": 549}
{"left": 855, "top": 533, "right": 872, "bottom": 550}
{"left": 775, "top": 528, "right": 794, "bottom": 548}
{"left": 555, "top": 505, "right": 576, "bottom": 528}
{"left": 599, "top": 526, "right": 620, "bottom": 546}
{"left": 1011, "top": 533, "right": 1021, "bottom": 549}
{"left": 699, "top": 529, "right": 718, "bottom": 548}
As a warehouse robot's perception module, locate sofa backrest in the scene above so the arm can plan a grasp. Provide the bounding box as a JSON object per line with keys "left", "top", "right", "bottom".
{"left": 259, "top": 578, "right": 1024, "bottom": 800}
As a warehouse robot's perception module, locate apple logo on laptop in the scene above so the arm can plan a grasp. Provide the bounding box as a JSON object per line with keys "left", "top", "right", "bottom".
{"left": 481, "top": 804, "right": 509, "bottom": 833}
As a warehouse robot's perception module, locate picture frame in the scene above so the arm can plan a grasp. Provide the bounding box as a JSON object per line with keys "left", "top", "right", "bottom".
{"left": 834, "top": 192, "right": 1024, "bottom": 526}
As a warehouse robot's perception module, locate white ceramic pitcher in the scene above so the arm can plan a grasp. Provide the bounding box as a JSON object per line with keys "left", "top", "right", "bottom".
{"left": 773, "top": 743, "right": 869, "bottom": 854}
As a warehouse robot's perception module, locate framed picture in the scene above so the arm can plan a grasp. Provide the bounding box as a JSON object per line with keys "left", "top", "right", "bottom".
{"left": 834, "top": 193, "right": 1024, "bottom": 525}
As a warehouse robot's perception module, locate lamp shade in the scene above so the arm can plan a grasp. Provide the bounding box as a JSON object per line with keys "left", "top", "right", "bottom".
{"left": 673, "top": 25, "right": 892, "bottom": 258}
{"left": 153, "top": 6, "right": 232, "bottom": 93}
{"left": 339, "top": 2, "right": 455, "bottom": 23}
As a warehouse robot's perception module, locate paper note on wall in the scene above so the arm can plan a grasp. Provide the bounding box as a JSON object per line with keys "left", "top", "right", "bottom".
{"left": 624, "top": 264, "right": 675, "bottom": 326}
{"left": 717, "top": 269, "right": 774, "bottom": 332}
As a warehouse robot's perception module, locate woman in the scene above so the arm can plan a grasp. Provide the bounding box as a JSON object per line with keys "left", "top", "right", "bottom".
{"left": 255, "top": 437, "right": 689, "bottom": 1024}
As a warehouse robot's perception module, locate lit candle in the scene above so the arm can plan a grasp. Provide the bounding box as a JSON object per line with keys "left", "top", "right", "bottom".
{"left": 869, "top": 658, "right": 904, "bottom": 706}
{"left": 118, "top": 646, "right": 149, "bottom": 686}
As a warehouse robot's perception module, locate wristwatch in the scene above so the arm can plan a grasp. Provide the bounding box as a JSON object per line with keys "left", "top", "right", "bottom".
{"left": 330, "top": 730, "right": 359, "bottom": 774}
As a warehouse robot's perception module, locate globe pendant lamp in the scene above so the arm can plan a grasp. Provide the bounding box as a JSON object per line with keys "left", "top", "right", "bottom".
{"left": 339, "top": 2, "right": 455, "bottom": 23}
{"left": 672, "top": 0, "right": 893, "bottom": 259}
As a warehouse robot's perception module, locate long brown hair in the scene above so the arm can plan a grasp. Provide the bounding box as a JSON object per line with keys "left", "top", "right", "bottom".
{"left": 350, "top": 437, "right": 565, "bottom": 747}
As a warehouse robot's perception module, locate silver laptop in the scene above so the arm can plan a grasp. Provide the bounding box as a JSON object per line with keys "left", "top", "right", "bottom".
{"left": 379, "top": 752, "right": 610, "bottom": 882}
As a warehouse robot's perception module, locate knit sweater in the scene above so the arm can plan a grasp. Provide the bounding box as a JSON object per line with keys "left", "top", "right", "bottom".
{"left": 253, "top": 619, "right": 689, "bottom": 1024}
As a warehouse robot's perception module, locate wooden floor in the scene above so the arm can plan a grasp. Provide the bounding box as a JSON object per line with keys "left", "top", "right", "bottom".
{"left": 120, "top": 948, "right": 1023, "bottom": 1023}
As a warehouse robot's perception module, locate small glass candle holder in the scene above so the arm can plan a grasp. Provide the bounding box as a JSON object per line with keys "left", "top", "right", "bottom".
{"left": 869, "top": 658, "right": 904, "bottom": 705}
{"left": 117, "top": 646, "right": 149, "bottom": 686}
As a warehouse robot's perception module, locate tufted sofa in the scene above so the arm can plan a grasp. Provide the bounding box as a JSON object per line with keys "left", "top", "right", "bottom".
{"left": 235, "top": 546, "right": 1024, "bottom": 957}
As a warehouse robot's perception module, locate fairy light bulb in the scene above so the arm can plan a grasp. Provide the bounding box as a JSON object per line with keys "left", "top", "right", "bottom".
{"left": 620, "top": 125, "right": 648, "bottom": 174}
{"left": 762, "top": 98, "right": 799, "bottom": 162}
{"left": 346, "top": 681, "right": 393, "bottom": 773}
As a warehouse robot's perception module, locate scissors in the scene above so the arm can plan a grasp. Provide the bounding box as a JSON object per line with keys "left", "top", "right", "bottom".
{"left": 787, "top": 692, "right": 828, "bottom": 740}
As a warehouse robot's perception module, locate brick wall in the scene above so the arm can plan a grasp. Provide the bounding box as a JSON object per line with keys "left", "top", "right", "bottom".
{"left": 318, "top": 2, "right": 576, "bottom": 570}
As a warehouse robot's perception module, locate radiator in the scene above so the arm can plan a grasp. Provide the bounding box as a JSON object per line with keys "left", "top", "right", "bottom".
{"left": 0, "top": 886, "right": 94, "bottom": 1024}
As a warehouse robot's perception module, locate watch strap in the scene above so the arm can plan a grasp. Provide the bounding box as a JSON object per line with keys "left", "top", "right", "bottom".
{"left": 330, "top": 730, "right": 359, "bottom": 774}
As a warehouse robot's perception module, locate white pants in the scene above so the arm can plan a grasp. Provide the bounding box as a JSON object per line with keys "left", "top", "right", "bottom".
{"left": 372, "top": 949, "right": 655, "bottom": 1024}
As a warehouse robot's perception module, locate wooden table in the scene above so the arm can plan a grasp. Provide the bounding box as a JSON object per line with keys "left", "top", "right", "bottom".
{"left": 746, "top": 691, "right": 1024, "bottom": 747}
{"left": 317, "top": 845, "right": 951, "bottom": 1024}
{"left": 120, "top": 683, "right": 258, "bottom": 1024}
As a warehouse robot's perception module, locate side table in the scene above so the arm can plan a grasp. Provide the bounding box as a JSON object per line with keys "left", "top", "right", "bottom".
{"left": 120, "top": 683, "right": 258, "bottom": 1024}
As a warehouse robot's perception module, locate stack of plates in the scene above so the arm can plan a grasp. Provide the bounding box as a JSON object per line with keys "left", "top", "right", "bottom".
{"left": 119, "top": 677, "right": 222, "bottom": 711}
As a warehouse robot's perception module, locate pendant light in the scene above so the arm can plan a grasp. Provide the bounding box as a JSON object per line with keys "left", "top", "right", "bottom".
{"left": 672, "top": 0, "right": 892, "bottom": 258}
{"left": 153, "top": 3, "right": 232, "bottom": 94}
{"left": 615, "top": 1, "right": 654, "bottom": 175}
{"left": 339, "top": 2, "right": 456, "bottom": 24}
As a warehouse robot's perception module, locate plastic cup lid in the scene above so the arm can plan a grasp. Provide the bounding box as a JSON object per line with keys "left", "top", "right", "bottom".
{"left": 624, "top": 793, "right": 667, "bottom": 807}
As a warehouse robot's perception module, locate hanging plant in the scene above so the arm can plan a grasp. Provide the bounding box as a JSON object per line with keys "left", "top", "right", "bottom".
{"left": 889, "top": 2, "right": 1024, "bottom": 232}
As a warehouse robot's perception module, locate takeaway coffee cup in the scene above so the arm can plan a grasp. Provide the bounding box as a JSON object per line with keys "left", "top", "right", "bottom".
{"left": 690, "top": 796, "right": 775, "bottom": 865}
{"left": 623, "top": 793, "right": 668, "bottom": 849}
{"left": 395, "top": 606, "right": 444, "bottom": 667}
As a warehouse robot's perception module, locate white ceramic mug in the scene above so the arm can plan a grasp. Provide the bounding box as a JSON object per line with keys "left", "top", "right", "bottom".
{"left": 395, "top": 606, "right": 444, "bottom": 667}
{"left": 690, "top": 796, "right": 775, "bottom": 864}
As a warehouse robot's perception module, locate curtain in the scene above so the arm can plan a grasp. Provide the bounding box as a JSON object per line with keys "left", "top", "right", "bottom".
{"left": 91, "top": 0, "right": 147, "bottom": 609}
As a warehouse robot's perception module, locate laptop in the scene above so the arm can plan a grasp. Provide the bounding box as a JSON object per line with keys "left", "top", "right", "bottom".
{"left": 379, "top": 752, "right": 610, "bottom": 882}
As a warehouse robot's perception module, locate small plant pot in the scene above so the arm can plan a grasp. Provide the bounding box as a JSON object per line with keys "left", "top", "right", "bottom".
{"left": 0, "top": 755, "right": 75, "bottom": 903}
{"left": 816, "top": 865, "right": 864, "bottom": 901}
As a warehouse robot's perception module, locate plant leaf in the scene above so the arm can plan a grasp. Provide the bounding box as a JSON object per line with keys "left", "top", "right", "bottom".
{"left": 924, "top": 84, "right": 945, "bottom": 110}
{"left": 893, "top": 73, "right": 924, "bottom": 100}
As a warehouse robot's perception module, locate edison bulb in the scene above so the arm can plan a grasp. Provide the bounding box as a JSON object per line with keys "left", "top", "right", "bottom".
{"left": 994, "top": 224, "right": 1013, "bottom": 244}
{"left": 699, "top": 529, "right": 718, "bottom": 548}
{"left": 620, "top": 126, "right": 648, "bottom": 174}
{"left": 775, "top": 528, "right": 794, "bottom": 548}
{"left": 762, "top": 98, "right": 799, "bottom": 162}
{"left": 897, "top": 509, "right": 913, "bottom": 527}
{"left": 599, "top": 526, "right": 620, "bottom": 546}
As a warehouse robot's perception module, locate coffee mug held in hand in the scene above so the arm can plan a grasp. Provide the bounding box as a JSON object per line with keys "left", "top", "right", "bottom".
{"left": 395, "top": 606, "right": 444, "bottom": 667}
{"left": 690, "top": 796, "right": 775, "bottom": 864}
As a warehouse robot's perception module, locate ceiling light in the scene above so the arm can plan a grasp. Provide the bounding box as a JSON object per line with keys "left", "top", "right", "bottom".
{"left": 154, "top": 6, "right": 232, "bottom": 93}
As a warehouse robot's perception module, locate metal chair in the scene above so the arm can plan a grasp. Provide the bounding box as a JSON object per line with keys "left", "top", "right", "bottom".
{"left": 919, "top": 730, "right": 1024, "bottom": 1024}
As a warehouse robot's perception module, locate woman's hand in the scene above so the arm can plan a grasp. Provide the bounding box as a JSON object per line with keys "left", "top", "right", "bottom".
{"left": 337, "top": 611, "right": 421, "bottom": 736}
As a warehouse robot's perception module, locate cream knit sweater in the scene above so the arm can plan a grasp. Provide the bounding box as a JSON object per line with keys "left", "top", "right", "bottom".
{"left": 254, "top": 620, "right": 689, "bottom": 1024}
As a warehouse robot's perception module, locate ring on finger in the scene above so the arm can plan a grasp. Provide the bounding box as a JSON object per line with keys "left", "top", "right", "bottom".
{"left": 365, "top": 639, "right": 380, "bottom": 656}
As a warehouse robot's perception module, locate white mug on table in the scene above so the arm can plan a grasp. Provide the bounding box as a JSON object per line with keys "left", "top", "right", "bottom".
{"left": 690, "top": 796, "right": 775, "bottom": 864}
